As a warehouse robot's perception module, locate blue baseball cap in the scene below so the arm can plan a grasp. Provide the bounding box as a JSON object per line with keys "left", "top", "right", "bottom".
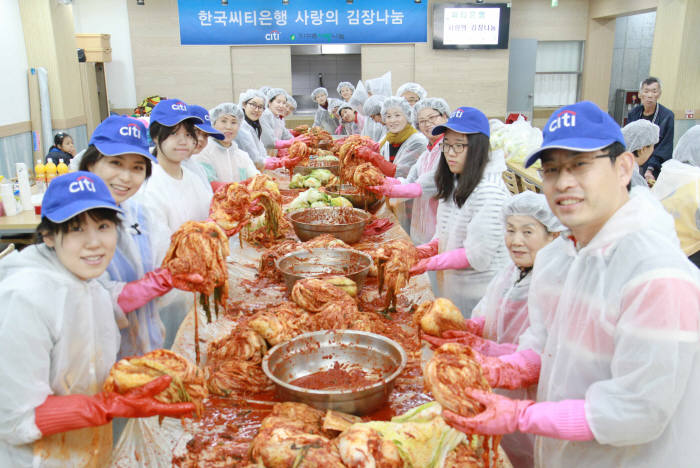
{"left": 42, "top": 171, "right": 123, "bottom": 223}
{"left": 433, "top": 106, "right": 490, "bottom": 137}
{"left": 524, "top": 101, "right": 626, "bottom": 168}
{"left": 189, "top": 105, "right": 224, "bottom": 140}
{"left": 149, "top": 99, "right": 203, "bottom": 127}
{"left": 89, "top": 115, "right": 156, "bottom": 163}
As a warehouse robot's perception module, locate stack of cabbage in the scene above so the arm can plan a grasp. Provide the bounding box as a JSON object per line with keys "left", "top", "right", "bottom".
{"left": 489, "top": 116, "right": 543, "bottom": 168}
{"left": 290, "top": 169, "right": 338, "bottom": 189}
{"left": 286, "top": 188, "right": 353, "bottom": 212}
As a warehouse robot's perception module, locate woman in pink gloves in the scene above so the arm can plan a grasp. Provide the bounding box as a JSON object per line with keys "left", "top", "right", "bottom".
{"left": 0, "top": 172, "right": 193, "bottom": 467}
{"left": 259, "top": 88, "right": 311, "bottom": 170}
{"left": 410, "top": 106, "right": 510, "bottom": 313}
{"left": 442, "top": 101, "right": 700, "bottom": 468}
{"left": 368, "top": 97, "right": 450, "bottom": 245}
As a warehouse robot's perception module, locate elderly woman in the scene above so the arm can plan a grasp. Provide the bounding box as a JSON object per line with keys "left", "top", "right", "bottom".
{"left": 335, "top": 102, "right": 365, "bottom": 136}
{"left": 260, "top": 88, "right": 294, "bottom": 148}
{"left": 193, "top": 103, "right": 259, "bottom": 187}
{"left": 285, "top": 94, "right": 297, "bottom": 117}
{"left": 368, "top": 98, "right": 450, "bottom": 244}
{"left": 410, "top": 107, "right": 511, "bottom": 313}
{"left": 311, "top": 87, "right": 339, "bottom": 133}
{"left": 397, "top": 82, "right": 427, "bottom": 107}
{"left": 337, "top": 81, "right": 355, "bottom": 102}
{"left": 652, "top": 125, "right": 700, "bottom": 267}
{"left": 361, "top": 95, "right": 387, "bottom": 143}
{"left": 622, "top": 119, "right": 660, "bottom": 187}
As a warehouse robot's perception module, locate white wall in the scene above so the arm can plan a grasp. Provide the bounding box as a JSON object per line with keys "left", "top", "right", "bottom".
{"left": 0, "top": 0, "right": 30, "bottom": 126}
{"left": 72, "top": 0, "right": 137, "bottom": 109}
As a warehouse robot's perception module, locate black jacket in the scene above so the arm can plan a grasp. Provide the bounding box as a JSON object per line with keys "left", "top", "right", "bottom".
{"left": 45, "top": 147, "right": 74, "bottom": 166}
{"left": 627, "top": 103, "right": 674, "bottom": 176}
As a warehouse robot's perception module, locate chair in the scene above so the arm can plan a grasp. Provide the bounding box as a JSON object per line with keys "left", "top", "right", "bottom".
{"left": 520, "top": 177, "right": 541, "bottom": 193}
{"left": 502, "top": 170, "right": 520, "bottom": 195}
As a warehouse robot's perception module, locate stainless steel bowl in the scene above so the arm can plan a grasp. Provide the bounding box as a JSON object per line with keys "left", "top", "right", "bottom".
{"left": 262, "top": 330, "right": 407, "bottom": 415}
{"left": 275, "top": 247, "right": 372, "bottom": 292}
{"left": 288, "top": 207, "right": 370, "bottom": 243}
{"left": 292, "top": 162, "right": 340, "bottom": 176}
{"left": 325, "top": 184, "right": 384, "bottom": 211}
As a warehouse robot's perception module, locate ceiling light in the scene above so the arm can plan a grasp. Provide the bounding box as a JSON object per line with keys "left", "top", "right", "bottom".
{"left": 136, "top": 0, "right": 144, "bottom": 5}
{"left": 221, "top": 0, "right": 228, "bottom": 5}
{"left": 346, "top": 0, "right": 353, "bottom": 4}
{"left": 282, "top": 0, "right": 289, "bottom": 4}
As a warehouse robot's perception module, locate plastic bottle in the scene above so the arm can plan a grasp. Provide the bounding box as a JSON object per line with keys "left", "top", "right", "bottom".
{"left": 35, "top": 159, "right": 46, "bottom": 183}
{"left": 57, "top": 158, "right": 69, "bottom": 175}
{"left": 45, "top": 159, "right": 57, "bottom": 184}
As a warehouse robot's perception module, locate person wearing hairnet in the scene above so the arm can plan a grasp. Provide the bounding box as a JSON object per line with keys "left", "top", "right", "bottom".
{"left": 652, "top": 125, "right": 700, "bottom": 267}
{"left": 622, "top": 119, "right": 659, "bottom": 187}
{"left": 193, "top": 103, "right": 259, "bottom": 188}
{"left": 424, "top": 191, "right": 565, "bottom": 468}
{"left": 442, "top": 101, "right": 700, "bottom": 468}
{"left": 397, "top": 82, "right": 427, "bottom": 107}
{"left": 410, "top": 107, "right": 510, "bottom": 313}
{"left": 356, "top": 97, "right": 428, "bottom": 232}
{"left": 311, "top": 87, "right": 339, "bottom": 134}
{"left": 368, "top": 98, "right": 450, "bottom": 244}
{"left": 260, "top": 88, "right": 311, "bottom": 161}
{"left": 328, "top": 98, "right": 344, "bottom": 122}
{"left": 335, "top": 102, "right": 365, "bottom": 136}
{"left": 285, "top": 94, "right": 297, "bottom": 117}
{"left": 337, "top": 81, "right": 355, "bottom": 102}
{"left": 0, "top": 172, "right": 194, "bottom": 467}
{"left": 360, "top": 95, "right": 387, "bottom": 143}
{"left": 235, "top": 89, "right": 269, "bottom": 168}
{"left": 184, "top": 104, "right": 224, "bottom": 186}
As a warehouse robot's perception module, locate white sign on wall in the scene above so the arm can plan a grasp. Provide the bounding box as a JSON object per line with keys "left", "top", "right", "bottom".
{"left": 443, "top": 7, "right": 500, "bottom": 46}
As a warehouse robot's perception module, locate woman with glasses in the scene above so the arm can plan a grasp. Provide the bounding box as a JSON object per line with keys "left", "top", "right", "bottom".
{"left": 367, "top": 98, "right": 450, "bottom": 244}
{"left": 397, "top": 82, "right": 427, "bottom": 107}
{"left": 410, "top": 107, "right": 511, "bottom": 314}
{"left": 235, "top": 89, "right": 269, "bottom": 169}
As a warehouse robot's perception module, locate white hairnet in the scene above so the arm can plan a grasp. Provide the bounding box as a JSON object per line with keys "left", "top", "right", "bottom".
{"left": 363, "top": 95, "right": 386, "bottom": 116}
{"left": 328, "top": 98, "right": 343, "bottom": 113}
{"left": 503, "top": 190, "right": 565, "bottom": 232}
{"left": 239, "top": 88, "right": 266, "bottom": 106}
{"left": 413, "top": 98, "right": 450, "bottom": 127}
{"left": 672, "top": 125, "right": 700, "bottom": 167}
{"left": 622, "top": 120, "right": 660, "bottom": 153}
{"left": 259, "top": 86, "right": 271, "bottom": 96}
{"left": 366, "top": 71, "right": 392, "bottom": 97}
{"left": 397, "top": 82, "right": 427, "bottom": 100}
{"left": 265, "top": 88, "right": 287, "bottom": 104}
{"left": 286, "top": 95, "right": 297, "bottom": 109}
{"left": 337, "top": 81, "right": 355, "bottom": 94}
{"left": 381, "top": 96, "right": 413, "bottom": 122}
{"left": 209, "top": 102, "right": 244, "bottom": 123}
{"left": 311, "top": 87, "right": 328, "bottom": 99}
{"left": 337, "top": 102, "right": 355, "bottom": 114}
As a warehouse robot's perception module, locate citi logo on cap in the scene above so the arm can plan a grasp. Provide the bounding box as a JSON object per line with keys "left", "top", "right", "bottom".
{"left": 204, "top": 115, "right": 211, "bottom": 122}
{"left": 69, "top": 175, "right": 97, "bottom": 193}
{"left": 119, "top": 123, "right": 142, "bottom": 139}
{"left": 452, "top": 109, "right": 464, "bottom": 118}
{"left": 171, "top": 101, "right": 187, "bottom": 112}
{"left": 548, "top": 110, "right": 577, "bottom": 132}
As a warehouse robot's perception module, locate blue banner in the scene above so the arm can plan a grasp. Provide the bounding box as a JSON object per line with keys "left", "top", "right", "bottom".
{"left": 177, "top": 0, "right": 427, "bottom": 45}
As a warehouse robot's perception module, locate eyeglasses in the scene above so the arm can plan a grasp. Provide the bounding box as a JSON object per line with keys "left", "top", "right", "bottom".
{"left": 440, "top": 142, "right": 468, "bottom": 154}
{"left": 417, "top": 113, "right": 442, "bottom": 128}
{"left": 537, "top": 153, "right": 611, "bottom": 182}
{"left": 246, "top": 103, "right": 265, "bottom": 111}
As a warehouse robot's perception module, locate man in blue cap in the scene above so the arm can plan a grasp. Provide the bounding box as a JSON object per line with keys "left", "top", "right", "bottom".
{"left": 439, "top": 101, "right": 700, "bottom": 468}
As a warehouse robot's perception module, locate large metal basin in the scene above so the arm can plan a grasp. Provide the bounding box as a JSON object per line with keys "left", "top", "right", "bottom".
{"left": 325, "top": 184, "right": 383, "bottom": 211}
{"left": 288, "top": 207, "right": 370, "bottom": 243}
{"left": 292, "top": 161, "right": 340, "bottom": 176}
{"left": 262, "top": 330, "right": 407, "bottom": 415}
{"left": 275, "top": 247, "right": 372, "bottom": 292}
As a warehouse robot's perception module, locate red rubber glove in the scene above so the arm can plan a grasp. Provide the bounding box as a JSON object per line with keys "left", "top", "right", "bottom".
{"left": 35, "top": 376, "right": 196, "bottom": 437}
{"left": 355, "top": 146, "right": 396, "bottom": 177}
{"left": 277, "top": 148, "right": 290, "bottom": 158}
{"left": 422, "top": 331, "right": 517, "bottom": 357}
{"left": 416, "top": 238, "right": 439, "bottom": 259}
{"left": 476, "top": 349, "right": 541, "bottom": 390}
{"left": 410, "top": 248, "right": 470, "bottom": 276}
{"left": 210, "top": 181, "right": 227, "bottom": 193}
{"left": 290, "top": 130, "right": 301, "bottom": 137}
{"left": 368, "top": 182, "right": 422, "bottom": 198}
{"left": 443, "top": 391, "right": 594, "bottom": 441}
{"left": 117, "top": 268, "right": 173, "bottom": 314}
{"left": 274, "top": 138, "right": 294, "bottom": 150}
{"left": 367, "top": 140, "right": 381, "bottom": 152}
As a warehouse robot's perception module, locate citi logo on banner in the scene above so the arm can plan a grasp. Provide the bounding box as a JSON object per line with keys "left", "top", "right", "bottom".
{"left": 119, "top": 123, "right": 142, "bottom": 139}
{"left": 69, "top": 176, "right": 96, "bottom": 193}
{"left": 549, "top": 110, "right": 577, "bottom": 132}
{"left": 265, "top": 30, "right": 280, "bottom": 41}
{"left": 171, "top": 102, "right": 187, "bottom": 111}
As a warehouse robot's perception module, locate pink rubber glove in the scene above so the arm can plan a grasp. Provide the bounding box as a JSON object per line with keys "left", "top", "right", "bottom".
{"left": 274, "top": 138, "right": 294, "bottom": 149}
{"left": 117, "top": 268, "right": 173, "bottom": 314}
{"left": 368, "top": 182, "right": 422, "bottom": 199}
{"left": 416, "top": 238, "right": 439, "bottom": 259}
{"left": 465, "top": 316, "right": 486, "bottom": 336}
{"left": 477, "top": 349, "right": 541, "bottom": 390}
{"left": 355, "top": 146, "right": 397, "bottom": 177}
{"left": 384, "top": 177, "right": 401, "bottom": 185}
{"left": 422, "top": 331, "right": 517, "bottom": 357}
{"left": 443, "top": 391, "right": 594, "bottom": 441}
{"left": 35, "top": 376, "right": 196, "bottom": 436}
{"left": 368, "top": 140, "right": 381, "bottom": 152}
{"left": 410, "top": 248, "right": 470, "bottom": 276}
